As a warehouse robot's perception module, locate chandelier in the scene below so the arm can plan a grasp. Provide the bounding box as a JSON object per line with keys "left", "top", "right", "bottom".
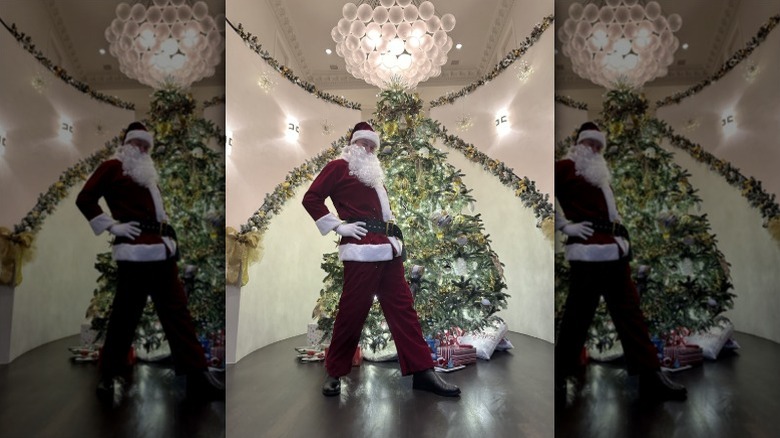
{"left": 106, "top": 0, "right": 224, "bottom": 89}
{"left": 332, "top": 0, "right": 456, "bottom": 89}
{"left": 558, "top": 0, "right": 682, "bottom": 89}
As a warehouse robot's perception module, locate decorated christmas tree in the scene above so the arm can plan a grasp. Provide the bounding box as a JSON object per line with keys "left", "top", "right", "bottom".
{"left": 555, "top": 88, "right": 734, "bottom": 352}
{"left": 312, "top": 87, "right": 510, "bottom": 351}
{"left": 86, "top": 88, "right": 225, "bottom": 353}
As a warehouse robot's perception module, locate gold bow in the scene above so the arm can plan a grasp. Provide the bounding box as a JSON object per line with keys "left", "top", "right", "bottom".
{"left": 0, "top": 227, "right": 35, "bottom": 286}
{"left": 541, "top": 216, "right": 555, "bottom": 242}
{"left": 225, "top": 227, "right": 263, "bottom": 286}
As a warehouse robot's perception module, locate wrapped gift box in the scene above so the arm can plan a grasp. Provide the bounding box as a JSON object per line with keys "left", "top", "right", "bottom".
{"left": 307, "top": 323, "right": 325, "bottom": 347}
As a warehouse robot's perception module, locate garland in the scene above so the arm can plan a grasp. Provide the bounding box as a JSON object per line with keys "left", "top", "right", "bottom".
{"left": 656, "top": 14, "right": 780, "bottom": 108}
{"left": 226, "top": 18, "right": 362, "bottom": 111}
{"left": 203, "top": 95, "right": 225, "bottom": 108}
{"left": 658, "top": 122, "right": 780, "bottom": 227}
{"left": 433, "top": 125, "right": 554, "bottom": 228}
{"left": 555, "top": 95, "right": 588, "bottom": 111}
{"left": 0, "top": 18, "right": 135, "bottom": 111}
{"left": 429, "top": 15, "right": 554, "bottom": 108}
{"left": 13, "top": 137, "right": 121, "bottom": 235}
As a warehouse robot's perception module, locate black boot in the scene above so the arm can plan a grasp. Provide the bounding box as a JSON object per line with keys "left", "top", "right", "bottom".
{"left": 640, "top": 371, "right": 687, "bottom": 401}
{"left": 412, "top": 369, "right": 460, "bottom": 397}
{"left": 187, "top": 369, "right": 225, "bottom": 401}
{"left": 322, "top": 375, "right": 340, "bottom": 396}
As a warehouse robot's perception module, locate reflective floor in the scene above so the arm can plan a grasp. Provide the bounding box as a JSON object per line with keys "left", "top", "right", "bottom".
{"left": 228, "top": 331, "right": 554, "bottom": 438}
{"left": 0, "top": 335, "right": 225, "bottom": 438}
{"left": 556, "top": 332, "right": 780, "bottom": 438}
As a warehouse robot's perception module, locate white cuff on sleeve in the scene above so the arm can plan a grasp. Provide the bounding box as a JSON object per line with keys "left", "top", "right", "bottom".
{"left": 89, "top": 213, "right": 116, "bottom": 235}
{"left": 315, "top": 213, "right": 342, "bottom": 235}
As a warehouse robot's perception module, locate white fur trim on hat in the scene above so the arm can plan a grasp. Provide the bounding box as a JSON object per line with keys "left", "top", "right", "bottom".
{"left": 350, "top": 130, "right": 380, "bottom": 149}
{"left": 124, "top": 130, "right": 154, "bottom": 149}
{"left": 577, "top": 130, "right": 606, "bottom": 149}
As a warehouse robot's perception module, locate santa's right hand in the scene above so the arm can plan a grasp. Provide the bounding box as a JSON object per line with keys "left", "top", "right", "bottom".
{"left": 109, "top": 221, "right": 142, "bottom": 239}
{"left": 335, "top": 222, "right": 368, "bottom": 239}
{"left": 561, "top": 222, "right": 594, "bottom": 239}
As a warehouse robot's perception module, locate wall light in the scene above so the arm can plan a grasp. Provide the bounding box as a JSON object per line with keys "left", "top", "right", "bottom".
{"left": 0, "top": 127, "right": 7, "bottom": 156}
{"left": 59, "top": 117, "right": 74, "bottom": 142}
{"left": 226, "top": 129, "right": 233, "bottom": 156}
{"left": 720, "top": 110, "right": 737, "bottom": 137}
{"left": 286, "top": 118, "right": 300, "bottom": 141}
{"left": 495, "top": 110, "right": 510, "bottom": 136}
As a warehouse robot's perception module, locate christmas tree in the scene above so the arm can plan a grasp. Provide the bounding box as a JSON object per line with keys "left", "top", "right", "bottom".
{"left": 86, "top": 88, "right": 225, "bottom": 353}
{"left": 312, "top": 87, "right": 510, "bottom": 351}
{"left": 555, "top": 88, "right": 734, "bottom": 351}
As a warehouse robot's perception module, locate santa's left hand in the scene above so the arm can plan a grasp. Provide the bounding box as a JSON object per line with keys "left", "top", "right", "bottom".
{"left": 561, "top": 222, "right": 594, "bottom": 239}
{"left": 335, "top": 222, "right": 368, "bottom": 239}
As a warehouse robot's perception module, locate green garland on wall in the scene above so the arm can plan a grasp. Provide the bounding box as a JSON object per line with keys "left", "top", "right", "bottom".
{"left": 13, "top": 138, "right": 121, "bottom": 235}
{"left": 656, "top": 14, "right": 780, "bottom": 108}
{"left": 0, "top": 18, "right": 135, "bottom": 111}
{"left": 555, "top": 95, "right": 588, "bottom": 111}
{"left": 429, "top": 15, "right": 554, "bottom": 108}
{"left": 659, "top": 123, "right": 780, "bottom": 227}
{"left": 226, "top": 18, "right": 362, "bottom": 111}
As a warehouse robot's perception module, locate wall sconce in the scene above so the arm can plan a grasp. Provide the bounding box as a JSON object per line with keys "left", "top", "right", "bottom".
{"left": 226, "top": 129, "right": 233, "bottom": 157}
{"left": 720, "top": 111, "right": 737, "bottom": 137}
{"left": 495, "top": 110, "right": 510, "bottom": 136}
{"left": 286, "top": 118, "right": 300, "bottom": 141}
{"left": 0, "top": 127, "right": 7, "bottom": 156}
{"left": 59, "top": 117, "right": 74, "bottom": 142}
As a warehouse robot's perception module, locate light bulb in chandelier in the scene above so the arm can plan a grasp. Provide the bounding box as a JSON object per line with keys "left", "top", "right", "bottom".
{"left": 333, "top": 1, "right": 455, "bottom": 89}
{"left": 558, "top": 0, "right": 682, "bottom": 89}
{"left": 106, "top": 0, "right": 224, "bottom": 89}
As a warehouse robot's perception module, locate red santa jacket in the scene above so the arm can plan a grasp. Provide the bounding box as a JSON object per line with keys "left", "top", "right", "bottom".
{"left": 302, "top": 158, "right": 402, "bottom": 262}
{"left": 555, "top": 158, "right": 629, "bottom": 261}
{"left": 76, "top": 159, "right": 176, "bottom": 261}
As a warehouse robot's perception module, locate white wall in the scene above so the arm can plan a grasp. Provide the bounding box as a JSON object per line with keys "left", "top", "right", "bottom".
{"left": 10, "top": 189, "right": 110, "bottom": 361}
{"left": 0, "top": 26, "right": 134, "bottom": 227}
{"left": 656, "top": 23, "right": 780, "bottom": 343}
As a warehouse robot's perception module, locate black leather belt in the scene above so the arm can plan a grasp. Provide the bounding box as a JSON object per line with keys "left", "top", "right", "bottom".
{"left": 588, "top": 219, "right": 629, "bottom": 239}
{"left": 347, "top": 218, "right": 404, "bottom": 240}
{"left": 137, "top": 220, "right": 177, "bottom": 238}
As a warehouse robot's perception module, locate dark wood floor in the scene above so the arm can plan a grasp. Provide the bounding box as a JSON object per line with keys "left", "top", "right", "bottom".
{"left": 0, "top": 335, "right": 225, "bottom": 438}
{"left": 556, "top": 332, "right": 780, "bottom": 438}
{"left": 227, "top": 331, "right": 554, "bottom": 438}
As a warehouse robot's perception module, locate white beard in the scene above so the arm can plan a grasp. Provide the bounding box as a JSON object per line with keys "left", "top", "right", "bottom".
{"left": 341, "top": 143, "right": 385, "bottom": 188}
{"left": 115, "top": 144, "right": 159, "bottom": 188}
{"left": 566, "top": 143, "right": 612, "bottom": 188}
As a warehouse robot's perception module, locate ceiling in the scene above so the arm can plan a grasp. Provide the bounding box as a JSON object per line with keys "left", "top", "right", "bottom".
{"left": 1, "top": 0, "right": 745, "bottom": 93}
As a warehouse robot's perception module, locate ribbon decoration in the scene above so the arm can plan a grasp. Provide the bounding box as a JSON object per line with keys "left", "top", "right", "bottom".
{"left": 0, "top": 227, "right": 34, "bottom": 286}
{"left": 225, "top": 227, "right": 263, "bottom": 286}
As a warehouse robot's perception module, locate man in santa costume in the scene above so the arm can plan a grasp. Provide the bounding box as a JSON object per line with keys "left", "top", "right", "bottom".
{"left": 76, "top": 122, "right": 223, "bottom": 402}
{"left": 555, "top": 122, "right": 686, "bottom": 404}
{"left": 302, "top": 121, "right": 460, "bottom": 397}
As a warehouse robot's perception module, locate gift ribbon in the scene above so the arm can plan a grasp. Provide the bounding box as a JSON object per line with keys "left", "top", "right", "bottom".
{"left": 0, "top": 227, "right": 34, "bottom": 286}
{"left": 225, "top": 227, "right": 263, "bottom": 286}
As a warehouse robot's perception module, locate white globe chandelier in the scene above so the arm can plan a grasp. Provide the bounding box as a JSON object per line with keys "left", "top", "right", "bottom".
{"left": 558, "top": 0, "right": 682, "bottom": 89}
{"left": 332, "top": 0, "right": 456, "bottom": 89}
{"left": 106, "top": 0, "right": 224, "bottom": 89}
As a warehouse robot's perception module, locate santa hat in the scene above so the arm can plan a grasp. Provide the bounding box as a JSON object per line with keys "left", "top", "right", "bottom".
{"left": 576, "top": 122, "right": 606, "bottom": 150}
{"left": 349, "top": 121, "right": 380, "bottom": 149}
{"left": 123, "top": 122, "right": 154, "bottom": 150}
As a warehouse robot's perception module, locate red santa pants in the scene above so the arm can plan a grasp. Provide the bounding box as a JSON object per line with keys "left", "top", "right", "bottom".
{"left": 100, "top": 259, "right": 207, "bottom": 378}
{"left": 555, "top": 259, "right": 660, "bottom": 379}
{"left": 325, "top": 257, "right": 433, "bottom": 377}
